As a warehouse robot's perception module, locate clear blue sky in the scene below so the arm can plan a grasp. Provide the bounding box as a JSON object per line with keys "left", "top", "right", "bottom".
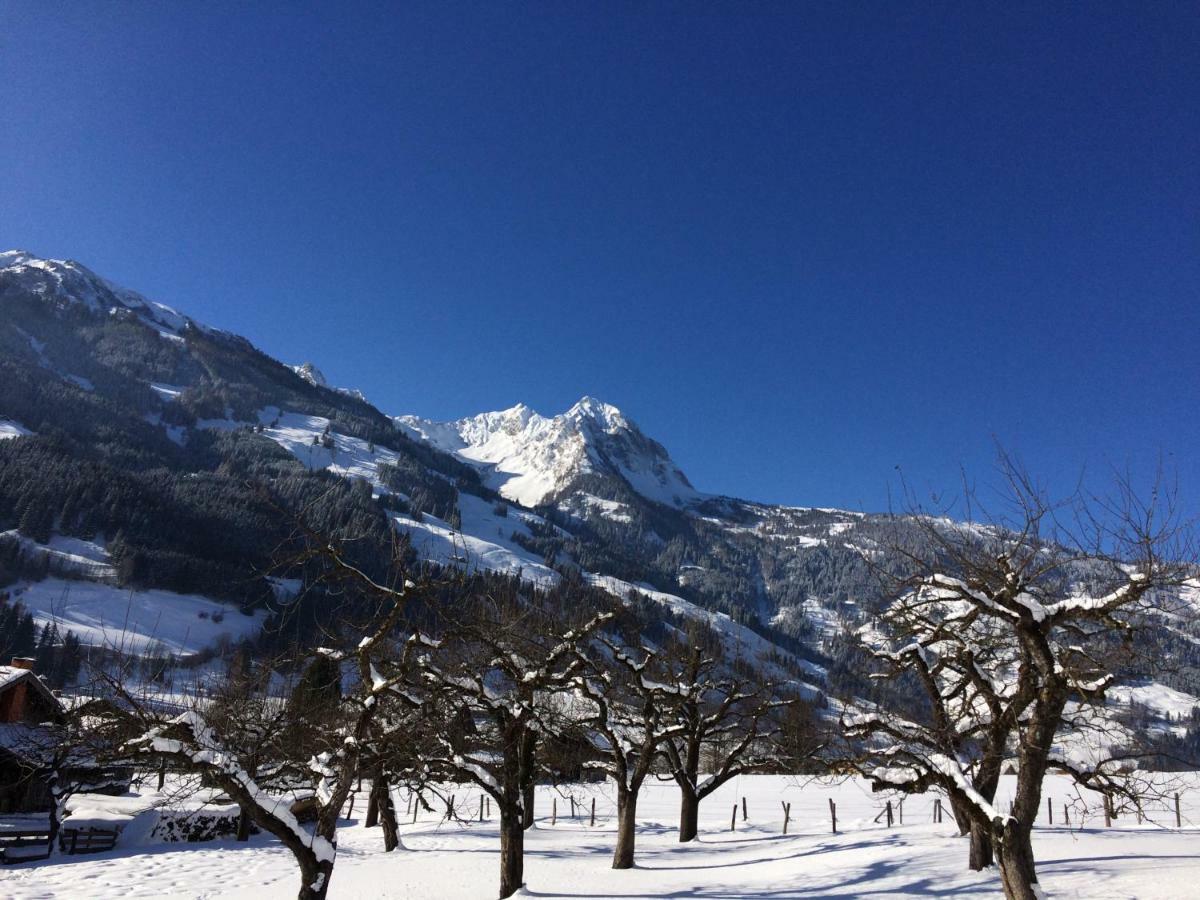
{"left": 2, "top": 2, "right": 1197, "bottom": 514}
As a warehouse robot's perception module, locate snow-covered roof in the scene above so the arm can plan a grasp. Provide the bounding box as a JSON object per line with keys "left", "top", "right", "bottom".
{"left": 0, "top": 665, "right": 62, "bottom": 713}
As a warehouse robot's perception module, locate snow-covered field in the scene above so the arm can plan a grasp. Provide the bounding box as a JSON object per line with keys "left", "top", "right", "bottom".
{"left": 5, "top": 578, "right": 267, "bottom": 656}
{"left": 4, "top": 774, "right": 1199, "bottom": 899}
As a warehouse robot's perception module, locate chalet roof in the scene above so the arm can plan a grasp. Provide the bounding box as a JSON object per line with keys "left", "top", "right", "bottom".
{"left": 0, "top": 665, "right": 63, "bottom": 714}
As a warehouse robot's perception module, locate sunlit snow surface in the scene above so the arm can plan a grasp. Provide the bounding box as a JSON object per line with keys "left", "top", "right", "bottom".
{"left": 6, "top": 578, "right": 266, "bottom": 656}
{"left": 396, "top": 397, "right": 700, "bottom": 509}
{"left": 0, "top": 419, "right": 32, "bottom": 440}
{"left": 5, "top": 773, "right": 1200, "bottom": 899}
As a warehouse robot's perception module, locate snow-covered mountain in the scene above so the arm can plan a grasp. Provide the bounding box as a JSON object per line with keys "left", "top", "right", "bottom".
{"left": 396, "top": 397, "right": 702, "bottom": 509}
{"left": 4, "top": 248, "right": 1200, "bottom": 743}
{"left": 0, "top": 250, "right": 210, "bottom": 340}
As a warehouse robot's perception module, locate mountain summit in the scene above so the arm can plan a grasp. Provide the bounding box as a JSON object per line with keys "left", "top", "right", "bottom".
{"left": 0, "top": 250, "right": 207, "bottom": 339}
{"left": 396, "top": 397, "right": 701, "bottom": 509}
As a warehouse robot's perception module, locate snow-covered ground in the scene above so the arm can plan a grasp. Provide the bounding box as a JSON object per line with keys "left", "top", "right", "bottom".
{"left": 0, "top": 418, "right": 33, "bottom": 440}
{"left": 5, "top": 578, "right": 266, "bottom": 656}
{"left": 5, "top": 773, "right": 1199, "bottom": 899}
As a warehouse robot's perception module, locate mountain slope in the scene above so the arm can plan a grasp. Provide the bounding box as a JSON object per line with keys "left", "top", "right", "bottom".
{"left": 396, "top": 397, "right": 701, "bottom": 509}
{"left": 3, "top": 250, "right": 1199, "bottom": 735}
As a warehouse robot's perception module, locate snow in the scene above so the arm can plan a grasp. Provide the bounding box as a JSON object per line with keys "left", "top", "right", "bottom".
{"left": 576, "top": 494, "right": 633, "bottom": 524}
{"left": 0, "top": 530, "right": 116, "bottom": 579}
{"left": 1, "top": 250, "right": 212, "bottom": 337}
{"left": 4, "top": 578, "right": 266, "bottom": 656}
{"left": 0, "top": 418, "right": 32, "bottom": 440}
{"left": 391, "top": 494, "right": 561, "bottom": 588}
{"left": 396, "top": 397, "right": 701, "bottom": 509}
{"left": 149, "top": 382, "right": 183, "bottom": 401}
{"left": 5, "top": 772, "right": 1200, "bottom": 899}
{"left": 1109, "top": 681, "right": 1200, "bottom": 723}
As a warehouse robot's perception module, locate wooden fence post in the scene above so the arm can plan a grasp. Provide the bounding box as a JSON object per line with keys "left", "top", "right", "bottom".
{"left": 480, "top": 795, "right": 485, "bottom": 822}
{"left": 1047, "top": 797, "right": 1052, "bottom": 825}
{"left": 886, "top": 800, "right": 893, "bottom": 828}
{"left": 829, "top": 798, "right": 838, "bottom": 834}
{"left": 1176, "top": 793, "right": 1182, "bottom": 829}
{"left": 781, "top": 801, "right": 791, "bottom": 835}
{"left": 591, "top": 797, "right": 596, "bottom": 827}
{"left": 742, "top": 796, "right": 748, "bottom": 822}
{"left": 1063, "top": 803, "right": 1069, "bottom": 826}
{"left": 487, "top": 797, "right": 491, "bottom": 818}
{"left": 552, "top": 798, "right": 557, "bottom": 826}
{"left": 898, "top": 799, "right": 903, "bottom": 825}
{"left": 731, "top": 804, "right": 737, "bottom": 832}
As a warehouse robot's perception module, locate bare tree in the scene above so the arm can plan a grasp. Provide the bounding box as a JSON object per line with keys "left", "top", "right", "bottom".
{"left": 659, "top": 640, "right": 788, "bottom": 842}
{"left": 845, "top": 462, "right": 1194, "bottom": 900}
{"left": 112, "top": 527, "right": 435, "bottom": 900}
{"left": 395, "top": 604, "right": 612, "bottom": 899}
{"left": 573, "top": 638, "right": 686, "bottom": 868}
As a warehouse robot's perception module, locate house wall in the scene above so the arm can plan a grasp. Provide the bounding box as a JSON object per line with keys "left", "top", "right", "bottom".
{"left": 0, "top": 755, "right": 52, "bottom": 814}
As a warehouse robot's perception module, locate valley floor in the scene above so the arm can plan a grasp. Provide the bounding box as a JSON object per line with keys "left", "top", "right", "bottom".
{"left": 4, "top": 775, "right": 1199, "bottom": 899}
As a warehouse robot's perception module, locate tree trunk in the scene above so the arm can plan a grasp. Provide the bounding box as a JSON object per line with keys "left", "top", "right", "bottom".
{"left": 499, "top": 809, "right": 525, "bottom": 899}
{"left": 968, "top": 821, "right": 993, "bottom": 870}
{"left": 236, "top": 808, "right": 252, "bottom": 842}
{"left": 365, "top": 778, "right": 382, "bottom": 828}
{"left": 378, "top": 779, "right": 399, "bottom": 852}
{"left": 996, "top": 818, "right": 1038, "bottom": 900}
{"left": 949, "top": 795, "right": 972, "bottom": 836}
{"left": 296, "top": 857, "right": 335, "bottom": 900}
{"left": 678, "top": 788, "right": 700, "bottom": 843}
{"left": 521, "top": 780, "right": 535, "bottom": 829}
{"left": 613, "top": 787, "right": 638, "bottom": 869}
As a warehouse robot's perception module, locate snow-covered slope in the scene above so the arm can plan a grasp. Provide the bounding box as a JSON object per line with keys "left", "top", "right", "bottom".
{"left": 396, "top": 397, "right": 701, "bottom": 508}
{"left": 0, "top": 250, "right": 210, "bottom": 339}
{"left": 0, "top": 418, "right": 32, "bottom": 440}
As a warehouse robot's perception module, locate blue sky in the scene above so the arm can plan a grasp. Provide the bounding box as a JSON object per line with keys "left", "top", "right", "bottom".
{"left": 2, "top": 2, "right": 1197, "bottom": 514}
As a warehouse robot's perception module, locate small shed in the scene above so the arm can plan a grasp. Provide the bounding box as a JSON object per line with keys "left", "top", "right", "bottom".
{"left": 0, "top": 657, "right": 64, "bottom": 814}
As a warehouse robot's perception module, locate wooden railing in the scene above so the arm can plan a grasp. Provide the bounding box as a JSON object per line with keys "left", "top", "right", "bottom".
{"left": 0, "top": 828, "right": 53, "bottom": 864}
{"left": 59, "top": 826, "right": 120, "bottom": 855}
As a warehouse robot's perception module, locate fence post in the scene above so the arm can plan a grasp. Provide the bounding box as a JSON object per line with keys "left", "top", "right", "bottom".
{"left": 898, "top": 799, "right": 903, "bottom": 825}
{"left": 829, "top": 798, "right": 838, "bottom": 834}
{"left": 1176, "top": 793, "right": 1182, "bottom": 829}
{"left": 487, "top": 797, "right": 491, "bottom": 818}
{"left": 731, "top": 804, "right": 737, "bottom": 832}
{"left": 781, "top": 801, "right": 791, "bottom": 835}
{"left": 1063, "top": 803, "right": 1069, "bottom": 826}
{"left": 480, "top": 795, "right": 485, "bottom": 822}
{"left": 742, "top": 796, "right": 748, "bottom": 822}
{"left": 591, "top": 797, "right": 596, "bottom": 827}
{"left": 552, "top": 798, "right": 557, "bottom": 826}
{"left": 886, "top": 800, "right": 893, "bottom": 828}
{"left": 1047, "top": 797, "right": 1052, "bottom": 825}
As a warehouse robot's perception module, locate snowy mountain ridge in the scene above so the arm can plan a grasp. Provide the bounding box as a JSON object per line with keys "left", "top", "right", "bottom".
{"left": 0, "top": 250, "right": 211, "bottom": 340}
{"left": 396, "top": 397, "right": 702, "bottom": 509}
